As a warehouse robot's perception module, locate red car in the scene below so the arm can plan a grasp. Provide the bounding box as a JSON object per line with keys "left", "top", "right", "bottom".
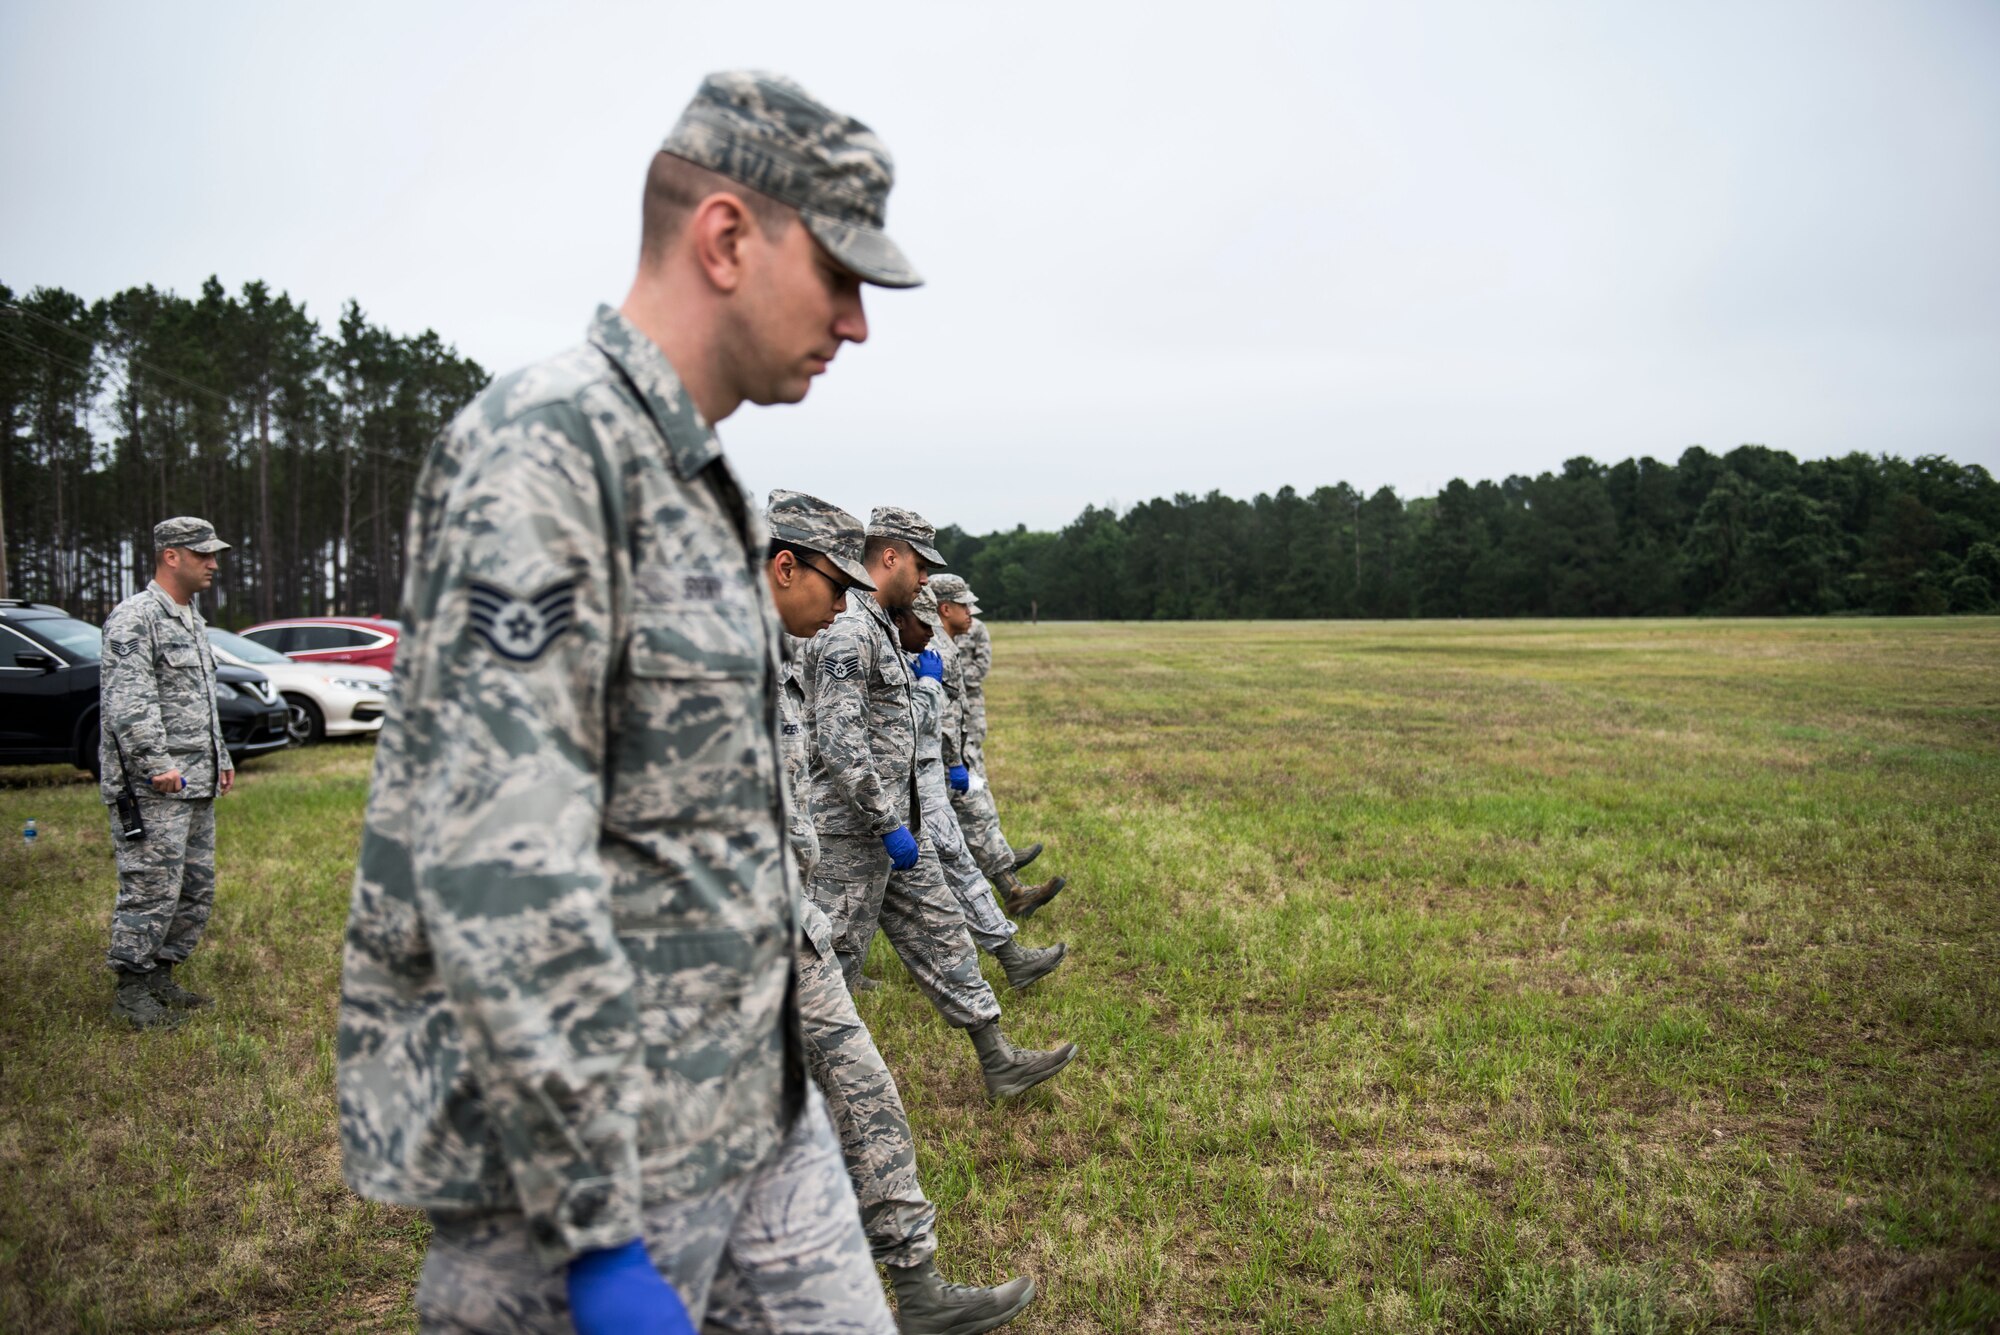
{"left": 239, "top": 616, "right": 402, "bottom": 673}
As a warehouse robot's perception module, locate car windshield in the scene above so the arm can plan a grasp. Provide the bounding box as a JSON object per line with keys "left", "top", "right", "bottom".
{"left": 29, "top": 616, "right": 104, "bottom": 662}
{"left": 208, "top": 627, "right": 292, "bottom": 665}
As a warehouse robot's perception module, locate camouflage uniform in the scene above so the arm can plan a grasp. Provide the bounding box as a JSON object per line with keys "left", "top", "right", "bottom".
{"left": 954, "top": 609, "right": 992, "bottom": 758}
{"left": 417, "top": 1085, "right": 879, "bottom": 1334}
{"left": 100, "top": 528, "right": 234, "bottom": 976}
{"left": 766, "top": 489, "right": 938, "bottom": 1269}
{"left": 940, "top": 601, "right": 1018, "bottom": 881}
{"left": 342, "top": 64, "right": 946, "bottom": 1292}
{"left": 801, "top": 584, "right": 1000, "bottom": 1032}
{"left": 908, "top": 592, "right": 1013, "bottom": 952}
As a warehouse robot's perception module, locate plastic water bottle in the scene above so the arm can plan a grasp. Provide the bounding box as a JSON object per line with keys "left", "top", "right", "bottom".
{"left": 22, "top": 819, "right": 36, "bottom": 849}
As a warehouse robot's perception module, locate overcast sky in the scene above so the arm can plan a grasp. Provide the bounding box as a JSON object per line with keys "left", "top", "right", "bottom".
{"left": 4, "top": 0, "right": 1997, "bottom": 533}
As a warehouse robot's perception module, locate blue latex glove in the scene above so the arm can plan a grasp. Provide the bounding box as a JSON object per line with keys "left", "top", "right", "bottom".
{"left": 882, "top": 825, "right": 921, "bottom": 870}
{"left": 566, "top": 1240, "right": 694, "bottom": 1335}
{"left": 947, "top": 764, "right": 970, "bottom": 792}
{"left": 911, "top": 649, "right": 944, "bottom": 683}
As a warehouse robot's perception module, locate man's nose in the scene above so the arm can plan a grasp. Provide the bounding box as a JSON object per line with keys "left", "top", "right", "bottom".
{"left": 834, "top": 288, "right": 867, "bottom": 346}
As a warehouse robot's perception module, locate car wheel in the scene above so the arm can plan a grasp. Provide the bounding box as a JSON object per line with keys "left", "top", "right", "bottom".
{"left": 284, "top": 695, "right": 325, "bottom": 746}
{"left": 79, "top": 725, "right": 101, "bottom": 780}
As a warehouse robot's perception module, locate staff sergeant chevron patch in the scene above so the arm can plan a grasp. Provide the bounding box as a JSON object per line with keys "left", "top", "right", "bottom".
{"left": 466, "top": 578, "right": 578, "bottom": 663}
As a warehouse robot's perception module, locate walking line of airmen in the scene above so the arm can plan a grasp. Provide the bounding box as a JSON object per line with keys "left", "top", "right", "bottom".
{"left": 319, "top": 72, "right": 1079, "bottom": 1333}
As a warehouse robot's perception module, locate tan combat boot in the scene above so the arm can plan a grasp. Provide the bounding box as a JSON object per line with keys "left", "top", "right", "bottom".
{"left": 997, "top": 871, "right": 1065, "bottom": 921}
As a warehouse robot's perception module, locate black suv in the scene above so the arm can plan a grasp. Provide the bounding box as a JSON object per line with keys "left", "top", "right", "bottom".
{"left": 0, "top": 600, "right": 291, "bottom": 775}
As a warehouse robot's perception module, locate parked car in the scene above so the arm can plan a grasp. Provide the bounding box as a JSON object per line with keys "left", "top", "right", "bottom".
{"left": 213, "top": 663, "right": 294, "bottom": 764}
{"left": 207, "top": 626, "right": 391, "bottom": 745}
{"left": 0, "top": 599, "right": 290, "bottom": 775}
{"left": 0, "top": 601, "right": 106, "bottom": 773}
{"left": 237, "top": 616, "right": 401, "bottom": 673}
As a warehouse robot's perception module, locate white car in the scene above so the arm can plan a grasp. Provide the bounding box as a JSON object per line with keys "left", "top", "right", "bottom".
{"left": 206, "top": 627, "right": 392, "bottom": 746}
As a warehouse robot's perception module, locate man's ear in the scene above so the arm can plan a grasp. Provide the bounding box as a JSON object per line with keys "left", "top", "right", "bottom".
{"left": 689, "top": 192, "right": 755, "bottom": 293}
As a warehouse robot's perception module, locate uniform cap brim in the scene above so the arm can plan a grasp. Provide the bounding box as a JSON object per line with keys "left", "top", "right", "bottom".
{"left": 187, "top": 538, "right": 232, "bottom": 553}
{"left": 778, "top": 537, "right": 875, "bottom": 591}
{"left": 826, "top": 550, "right": 877, "bottom": 591}
{"left": 804, "top": 213, "right": 924, "bottom": 289}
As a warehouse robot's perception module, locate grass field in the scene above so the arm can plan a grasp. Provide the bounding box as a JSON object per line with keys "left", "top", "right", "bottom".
{"left": 2, "top": 618, "right": 1996, "bottom": 1333}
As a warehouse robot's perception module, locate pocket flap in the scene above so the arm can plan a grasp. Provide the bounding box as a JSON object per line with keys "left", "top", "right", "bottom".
{"left": 628, "top": 611, "right": 761, "bottom": 681}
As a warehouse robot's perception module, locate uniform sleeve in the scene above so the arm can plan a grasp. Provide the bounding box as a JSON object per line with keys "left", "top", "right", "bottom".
{"left": 101, "top": 606, "right": 173, "bottom": 781}
{"left": 807, "top": 622, "right": 899, "bottom": 837}
{"left": 912, "top": 675, "right": 943, "bottom": 746}
{"left": 969, "top": 623, "right": 993, "bottom": 682}
{"left": 778, "top": 673, "right": 819, "bottom": 883}
{"left": 207, "top": 634, "right": 234, "bottom": 774}
{"left": 937, "top": 641, "right": 964, "bottom": 767}
{"left": 405, "top": 404, "right": 644, "bottom": 1261}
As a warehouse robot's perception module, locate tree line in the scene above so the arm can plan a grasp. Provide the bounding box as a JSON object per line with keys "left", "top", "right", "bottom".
{"left": 1, "top": 279, "right": 486, "bottom": 625}
{"left": 8, "top": 278, "right": 1998, "bottom": 627}
{"left": 942, "top": 449, "right": 2000, "bottom": 621}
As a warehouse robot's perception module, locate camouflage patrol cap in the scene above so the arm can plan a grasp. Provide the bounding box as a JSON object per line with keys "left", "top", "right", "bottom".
{"left": 927, "top": 574, "right": 971, "bottom": 603}
{"left": 866, "top": 506, "right": 947, "bottom": 567}
{"left": 153, "top": 516, "right": 231, "bottom": 554}
{"left": 929, "top": 574, "right": 980, "bottom": 614}
{"left": 910, "top": 583, "right": 943, "bottom": 629}
{"left": 662, "top": 71, "right": 923, "bottom": 290}
{"left": 765, "top": 489, "right": 875, "bottom": 590}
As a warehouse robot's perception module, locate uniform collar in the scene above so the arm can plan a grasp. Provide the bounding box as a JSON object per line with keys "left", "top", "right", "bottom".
{"left": 861, "top": 592, "right": 899, "bottom": 640}
{"left": 145, "top": 580, "right": 198, "bottom": 625}
{"left": 587, "top": 305, "right": 722, "bottom": 480}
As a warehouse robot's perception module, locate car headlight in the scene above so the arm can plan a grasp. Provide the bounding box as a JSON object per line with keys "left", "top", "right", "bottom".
{"left": 332, "top": 677, "right": 383, "bottom": 693}
{"left": 214, "top": 682, "right": 241, "bottom": 702}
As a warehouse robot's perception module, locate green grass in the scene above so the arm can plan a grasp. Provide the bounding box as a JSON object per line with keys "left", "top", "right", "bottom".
{"left": 3, "top": 618, "right": 1997, "bottom": 1331}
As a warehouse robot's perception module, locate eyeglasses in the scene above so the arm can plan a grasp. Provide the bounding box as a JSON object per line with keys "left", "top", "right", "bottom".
{"left": 793, "top": 556, "right": 858, "bottom": 594}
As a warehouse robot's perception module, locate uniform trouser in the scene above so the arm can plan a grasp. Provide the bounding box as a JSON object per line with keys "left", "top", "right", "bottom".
{"left": 797, "top": 936, "right": 937, "bottom": 1268}
{"left": 415, "top": 1088, "right": 892, "bottom": 1334}
{"left": 105, "top": 791, "right": 216, "bottom": 972}
{"left": 918, "top": 767, "right": 1014, "bottom": 953}
{"left": 807, "top": 833, "right": 1002, "bottom": 1031}
{"left": 948, "top": 776, "right": 1017, "bottom": 887}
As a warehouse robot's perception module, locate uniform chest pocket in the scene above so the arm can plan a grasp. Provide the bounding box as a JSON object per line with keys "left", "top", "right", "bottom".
{"left": 628, "top": 606, "right": 763, "bottom": 681}
{"left": 876, "top": 656, "right": 907, "bottom": 688}
{"left": 609, "top": 604, "right": 774, "bottom": 833}
{"left": 162, "top": 641, "right": 204, "bottom": 671}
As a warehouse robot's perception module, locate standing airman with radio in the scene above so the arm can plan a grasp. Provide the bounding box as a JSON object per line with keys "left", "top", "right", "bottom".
{"left": 99, "top": 516, "right": 236, "bottom": 1029}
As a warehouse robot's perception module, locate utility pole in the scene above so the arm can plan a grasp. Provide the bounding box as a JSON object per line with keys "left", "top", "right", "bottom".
{"left": 1354, "top": 493, "right": 1362, "bottom": 590}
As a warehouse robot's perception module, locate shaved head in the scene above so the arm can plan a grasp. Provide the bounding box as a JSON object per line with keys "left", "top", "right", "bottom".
{"left": 640, "top": 152, "right": 796, "bottom": 263}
